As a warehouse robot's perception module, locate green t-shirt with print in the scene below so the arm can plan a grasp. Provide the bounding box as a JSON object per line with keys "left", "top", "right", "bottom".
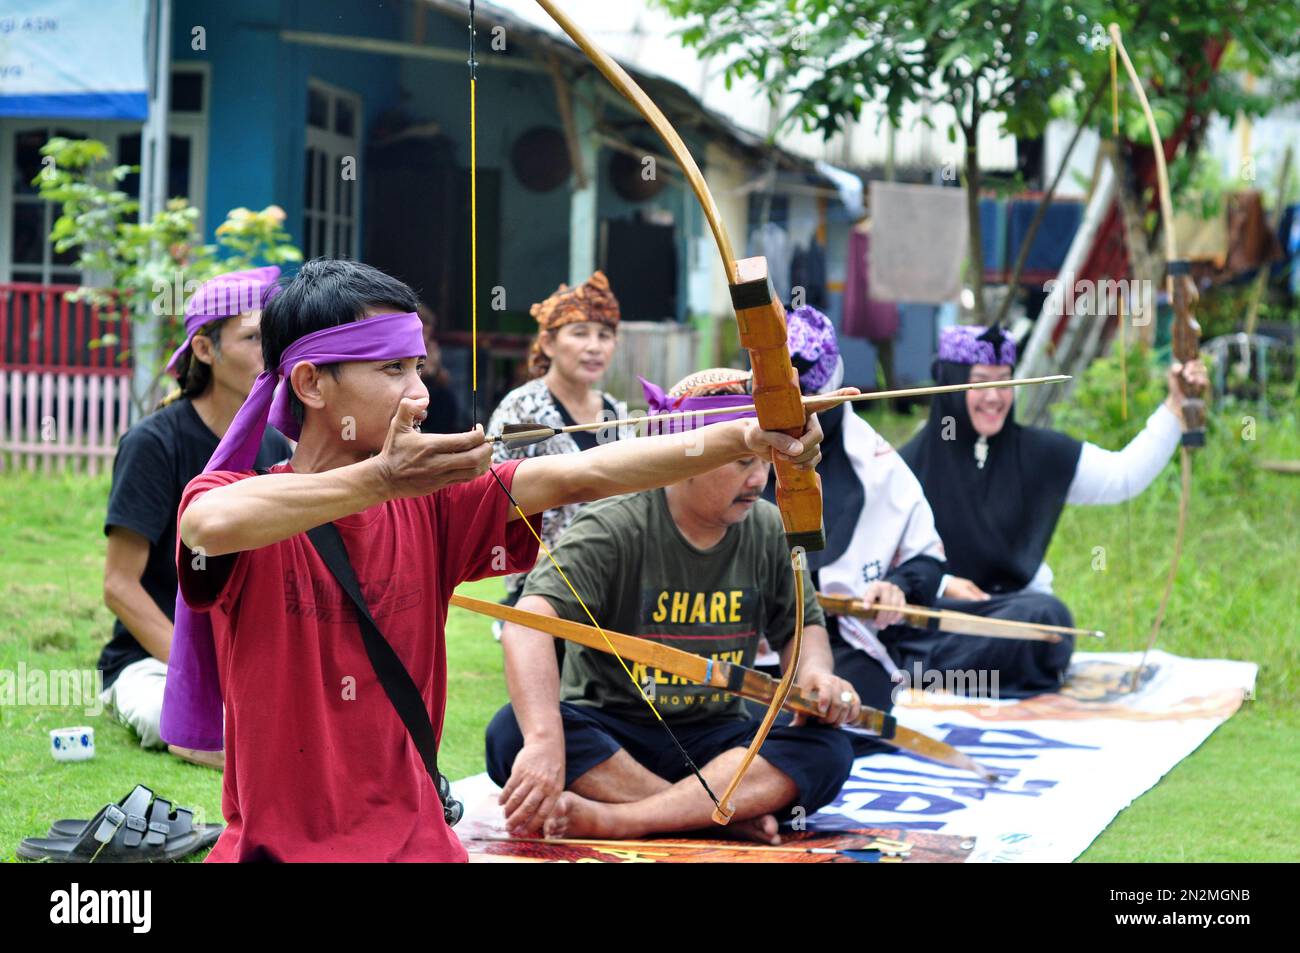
{"left": 521, "top": 489, "right": 823, "bottom": 724}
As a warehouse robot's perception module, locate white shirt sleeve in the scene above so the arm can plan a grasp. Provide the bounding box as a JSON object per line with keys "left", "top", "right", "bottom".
{"left": 1023, "top": 562, "right": 1055, "bottom": 594}
{"left": 1065, "top": 404, "right": 1182, "bottom": 505}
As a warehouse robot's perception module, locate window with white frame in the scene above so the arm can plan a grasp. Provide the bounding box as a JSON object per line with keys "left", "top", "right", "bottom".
{"left": 0, "top": 63, "right": 210, "bottom": 285}
{"left": 4, "top": 122, "right": 93, "bottom": 286}
{"left": 303, "top": 81, "right": 361, "bottom": 260}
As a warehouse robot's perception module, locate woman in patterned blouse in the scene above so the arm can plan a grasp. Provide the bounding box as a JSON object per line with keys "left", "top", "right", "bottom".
{"left": 487, "top": 271, "right": 634, "bottom": 603}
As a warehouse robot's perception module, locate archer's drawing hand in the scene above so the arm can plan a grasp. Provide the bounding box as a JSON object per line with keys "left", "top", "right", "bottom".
{"left": 375, "top": 398, "right": 492, "bottom": 499}
{"left": 499, "top": 737, "right": 566, "bottom": 836}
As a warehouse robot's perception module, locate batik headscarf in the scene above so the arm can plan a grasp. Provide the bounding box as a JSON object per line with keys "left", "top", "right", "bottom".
{"left": 528, "top": 270, "right": 621, "bottom": 376}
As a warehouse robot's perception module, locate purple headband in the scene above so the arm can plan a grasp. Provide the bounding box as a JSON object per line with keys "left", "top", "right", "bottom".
{"left": 938, "top": 324, "right": 1017, "bottom": 366}
{"left": 787, "top": 305, "right": 840, "bottom": 393}
{"left": 638, "top": 376, "right": 756, "bottom": 432}
{"left": 160, "top": 311, "right": 426, "bottom": 751}
{"left": 165, "top": 265, "right": 282, "bottom": 374}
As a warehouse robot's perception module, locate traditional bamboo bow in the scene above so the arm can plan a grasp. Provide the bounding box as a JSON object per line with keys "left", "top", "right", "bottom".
{"left": 468, "top": 2, "right": 727, "bottom": 807}
{"left": 816, "top": 593, "right": 1105, "bottom": 643}
{"left": 1109, "top": 24, "right": 1206, "bottom": 682}
{"left": 452, "top": 593, "right": 1000, "bottom": 782}
{"left": 533, "top": 0, "right": 827, "bottom": 825}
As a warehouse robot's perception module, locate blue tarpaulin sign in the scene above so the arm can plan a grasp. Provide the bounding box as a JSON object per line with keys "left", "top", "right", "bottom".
{"left": 0, "top": 0, "right": 148, "bottom": 119}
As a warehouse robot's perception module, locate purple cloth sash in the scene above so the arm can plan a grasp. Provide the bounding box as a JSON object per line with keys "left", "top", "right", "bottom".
{"left": 160, "top": 311, "right": 426, "bottom": 750}
{"left": 638, "top": 376, "right": 756, "bottom": 432}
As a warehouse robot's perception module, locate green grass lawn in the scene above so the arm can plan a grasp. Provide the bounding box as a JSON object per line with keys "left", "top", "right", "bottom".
{"left": 1, "top": 407, "right": 1296, "bottom": 862}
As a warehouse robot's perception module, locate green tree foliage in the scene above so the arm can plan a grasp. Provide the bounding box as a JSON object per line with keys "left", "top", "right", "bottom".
{"left": 654, "top": 1, "right": 1300, "bottom": 319}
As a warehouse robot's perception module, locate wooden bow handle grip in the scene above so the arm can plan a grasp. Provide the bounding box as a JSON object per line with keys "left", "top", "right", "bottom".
{"left": 729, "top": 256, "right": 825, "bottom": 553}
{"left": 1169, "top": 263, "right": 1205, "bottom": 446}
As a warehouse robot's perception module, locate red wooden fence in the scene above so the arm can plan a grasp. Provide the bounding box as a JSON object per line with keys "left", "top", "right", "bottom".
{"left": 0, "top": 284, "right": 134, "bottom": 474}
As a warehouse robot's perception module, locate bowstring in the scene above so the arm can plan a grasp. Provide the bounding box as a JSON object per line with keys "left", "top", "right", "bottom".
{"left": 468, "top": 0, "right": 480, "bottom": 427}
{"left": 485, "top": 468, "right": 721, "bottom": 809}
{"left": 466, "top": 4, "right": 716, "bottom": 806}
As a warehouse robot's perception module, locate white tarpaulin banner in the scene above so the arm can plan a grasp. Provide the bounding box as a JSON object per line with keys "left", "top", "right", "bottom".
{"left": 452, "top": 651, "right": 1256, "bottom": 863}
{"left": 809, "top": 651, "right": 1257, "bottom": 862}
{"left": 0, "top": 0, "right": 148, "bottom": 119}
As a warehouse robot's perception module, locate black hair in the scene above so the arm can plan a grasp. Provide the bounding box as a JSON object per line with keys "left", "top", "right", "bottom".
{"left": 261, "top": 258, "right": 421, "bottom": 426}
{"left": 155, "top": 318, "right": 225, "bottom": 411}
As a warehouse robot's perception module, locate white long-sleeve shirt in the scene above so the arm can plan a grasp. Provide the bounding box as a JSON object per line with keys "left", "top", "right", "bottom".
{"left": 943, "top": 404, "right": 1183, "bottom": 596}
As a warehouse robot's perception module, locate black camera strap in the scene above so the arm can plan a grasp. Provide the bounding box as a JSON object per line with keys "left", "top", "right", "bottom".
{"left": 305, "top": 521, "right": 461, "bottom": 824}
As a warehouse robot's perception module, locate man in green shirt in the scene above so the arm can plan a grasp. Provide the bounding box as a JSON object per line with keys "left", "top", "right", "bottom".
{"left": 486, "top": 370, "right": 860, "bottom": 845}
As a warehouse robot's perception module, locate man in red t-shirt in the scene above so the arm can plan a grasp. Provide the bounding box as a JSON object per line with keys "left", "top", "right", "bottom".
{"left": 174, "top": 259, "right": 840, "bottom": 862}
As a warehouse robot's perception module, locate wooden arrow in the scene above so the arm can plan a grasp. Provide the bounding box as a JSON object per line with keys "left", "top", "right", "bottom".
{"left": 487, "top": 375, "right": 1071, "bottom": 447}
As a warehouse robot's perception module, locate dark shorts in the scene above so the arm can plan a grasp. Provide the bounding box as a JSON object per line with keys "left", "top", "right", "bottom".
{"left": 485, "top": 702, "right": 854, "bottom": 815}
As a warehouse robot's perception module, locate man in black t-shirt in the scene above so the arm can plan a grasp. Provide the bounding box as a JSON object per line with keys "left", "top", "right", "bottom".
{"left": 100, "top": 267, "right": 290, "bottom": 765}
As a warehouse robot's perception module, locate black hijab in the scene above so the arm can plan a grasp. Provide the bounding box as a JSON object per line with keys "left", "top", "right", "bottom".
{"left": 899, "top": 354, "right": 1081, "bottom": 593}
{"left": 763, "top": 402, "right": 861, "bottom": 571}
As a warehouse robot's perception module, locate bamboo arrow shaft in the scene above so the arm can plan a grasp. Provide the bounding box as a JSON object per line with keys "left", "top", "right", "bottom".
{"left": 487, "top": 375, "right": 1071, "bottom": 445}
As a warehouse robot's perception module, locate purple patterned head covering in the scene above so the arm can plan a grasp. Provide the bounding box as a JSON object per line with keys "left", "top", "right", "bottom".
{"left": 639, "top": 370, "right": 756, "bottom": 432}
{"left": 938, "top": 324, "right": 1017, "bottom": 366}
{"left": 165, "top": 266, "right": 282, "bottom": 374}
{"left": 787, "top": 305, "right": 841, "bottom": 394}
{"left": 160, "top": 310, "right": 426, "bottom": 751}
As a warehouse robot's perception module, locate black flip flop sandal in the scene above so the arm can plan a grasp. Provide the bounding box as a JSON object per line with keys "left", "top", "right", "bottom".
{"left": 45, "top": 785, "right": 224, "bottom": 840}
{"left": 18, "top": 784, "right": 222, "bottom": 863}
{"left": 46, "top": 814, "right": 223, "bottom": 839}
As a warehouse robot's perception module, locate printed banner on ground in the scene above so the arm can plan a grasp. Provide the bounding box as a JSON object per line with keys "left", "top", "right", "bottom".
{"left": 810, "top": 651, "right": 1256, "bottom": 862}
{"left": 453, "top": 651, "right": 1256, "bottom": 863}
